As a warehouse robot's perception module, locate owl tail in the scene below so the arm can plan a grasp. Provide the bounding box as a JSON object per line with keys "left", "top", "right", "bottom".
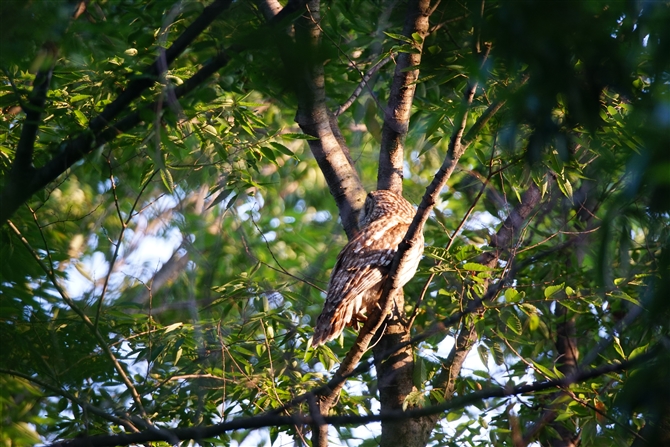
{"left": 311, "top": 316, "right": 346, "bottom": 347}
{"left": 311, "top": 299, "right": 356, "bottom": 347}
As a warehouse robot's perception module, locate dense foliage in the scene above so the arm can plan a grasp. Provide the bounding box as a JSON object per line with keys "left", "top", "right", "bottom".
{"left": 1, "top": 1, "right": 669, "bottom": 446}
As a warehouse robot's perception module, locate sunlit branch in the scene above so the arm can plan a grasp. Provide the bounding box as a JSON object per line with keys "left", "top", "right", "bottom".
{"left": 377, "top": 0, "right": 432, "bottom": 193}
{"left": 292, "top": 0, "right": 367, "bottom": 239}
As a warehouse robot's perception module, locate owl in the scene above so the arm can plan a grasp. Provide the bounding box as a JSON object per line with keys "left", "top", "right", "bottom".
{"left": 311, "top": 190, "right": 424, "bottom": 347}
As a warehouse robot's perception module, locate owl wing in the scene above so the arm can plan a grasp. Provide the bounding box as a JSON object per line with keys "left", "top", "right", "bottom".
{"left": 311, "top": 220, "right": 409, "bottom": 346}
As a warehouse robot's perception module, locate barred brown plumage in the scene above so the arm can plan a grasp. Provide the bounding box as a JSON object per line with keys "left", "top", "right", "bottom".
{"left": 311, "top": 190, "right": 424, "bottom": 347}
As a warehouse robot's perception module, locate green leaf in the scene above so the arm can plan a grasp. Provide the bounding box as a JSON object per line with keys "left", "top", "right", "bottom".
{"left": 556, "top": 175, "right": 574, "bottom": 201}
{"left": 531, "top": 360, "right": 557, "bottom": 379}
{"left": 384, "top": 32, "right": 414, "bottom": 44}
{"left": 260, "top": 146, "right": 277, "bottom": 163}
{"left": 413, "top": 356, "right": 427, "bottom": 387}
{"left": 629, "top": 344, "right": 648, "bottom": 360}
{"left": 462, "top": 262, "right": 491, "bottom": 272}
{"left": 544, "top": 283, "right": 565, "bottom": 299}
{"left": 609, "top": 291, "right": 640, "bottom": 306}
{"left": 491, "top": 343, "right": 505, "bottom": 366}
{"left": 269, "top": 142, "right": 296, "bottom": 158}
{"left": 505, "top": 313, "right": 522, "bottom": 335}
{"left": 174, "top": 346, "right": 182, "bottom": 365}
{"left": 73, "top": 109, "right": 88, "bottom": 127}
{"left": 70, "top": 94, "right": 91, "bottom": 102}
{"left": 516, "top": 302, "right": 534, "bottom": 314}
{"left": 505, "top": 288, "right": 520, "bottom": 302}
{"left": 160, "top": 168, "right": 174, "bottom": 193}
{"left": 446, "top": 410, "right": 462, "bottom": 422}
{"left": 477, "top": 344, "right": 489, "bottom": 367}
{"left": 164, "top": 322, "right": 183, "bottom": 333}
{"left": 554, "top": 410, "right": 574, "bottom": 422}
{"left": 612, "top": 336, "right": 625, "bottom": 359}
{"left": 203, "top": 124, "right": 218, "bottom": 136}
{"left": 281, "top": 132, "right": 318, "bottom": 140}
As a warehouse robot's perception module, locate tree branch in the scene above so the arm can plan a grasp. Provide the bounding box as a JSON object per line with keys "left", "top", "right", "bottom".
{"left": 0, "top": 0, "right": 235, "bottom": 224}
{"left": 13, "top": 45, "right": 56, "bottom": 174}
{"left": 0, "top": 368, "right": 139, "bottom": 433}
{"left": 47, "top": 347, "right": 660, "bottom": 447}
{"left": 377, "top": 0, "right": 432, "bottom": 193}
{"left": 334, "top": 55, "right": 393, "bottom": 117}
{"left": 292, "top": 0, "right": 366, "bottom": 239}
{"left": 385, "top": 44, "right": 491, "bottom": 273}
{"left": 0, "top": 47, "right": 231, "bottom": 224}
{"left": 363, "top": 38, "right": 491, "bottom": 447}
{"left": 87, "top": 0, "right": 234, "bottom": 135}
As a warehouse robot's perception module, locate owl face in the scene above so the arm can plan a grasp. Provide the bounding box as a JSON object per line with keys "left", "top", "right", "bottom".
{"left": 359, "top": 190, "right": 415, "bottom": 228}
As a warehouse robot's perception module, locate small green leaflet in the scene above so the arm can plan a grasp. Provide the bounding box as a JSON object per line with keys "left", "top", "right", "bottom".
{"left": 384, "top": 32, "right": 414, "bottom": 44}
{"left": 462, "top": 262, "right": 491, "bottom": 272}
{"left": 281, "top": 133, "right": 318, "bottom": 140}
{"left": 544, "top": 283, "right": 565, "bottom": 298}
{"left": 269, "top": 142, "right": 296, "bottom": 157}
{"left": 74, "top": 110, "right": 88, "bottom": 127}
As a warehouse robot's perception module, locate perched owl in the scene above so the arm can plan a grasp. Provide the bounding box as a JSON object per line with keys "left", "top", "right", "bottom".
{"left": 311, "top": 190, "right": 424, "bottom": 346}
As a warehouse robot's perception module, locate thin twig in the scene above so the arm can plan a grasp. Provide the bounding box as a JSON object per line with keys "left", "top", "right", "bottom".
{"left": 334, "top": 55, "right": 393, "bottom": 117}
{"left": 7, "top": 220, "right": 150, "bottom": 420}
{"left": 47, "top": 347, "right": 660, "bottom": 447}
{"left": 303, "top": 4, "right": 389, "bottom": 118}
{"left": 94, "top": 168, "right": 158, "bottom": 329}
{"left": 407, "top": 138, "right": 497, "bottom": 327}
{"left": 249, "top": 207, "right": 326, "bottom": 293}
{"left": 0, "top": 368, "right": 139, "bottom": 433}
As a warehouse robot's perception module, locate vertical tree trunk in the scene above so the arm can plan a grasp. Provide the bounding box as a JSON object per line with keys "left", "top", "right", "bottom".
{"left": 373, "top": 302, "right": 435, "bottom": 447}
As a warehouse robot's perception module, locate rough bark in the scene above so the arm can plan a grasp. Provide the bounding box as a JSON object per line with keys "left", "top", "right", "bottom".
{"left": 372, "top": 309, "right": 435, "bottom": 447}
{"left": 371, "top": 0, "right": 432, "bottom": 442}
{"left": 377, "top": 0, "right": 432, "bottom": 194}
{"left": 291, "top": 0, "right": 367, "bottom": 239}
{"left": 369, "top": 22, "right": 496, "bottom": 447}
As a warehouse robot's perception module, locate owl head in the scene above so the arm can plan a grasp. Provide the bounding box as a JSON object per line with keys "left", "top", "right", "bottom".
{"left": 358, "top": 190, "right": 416, "bottom": 228}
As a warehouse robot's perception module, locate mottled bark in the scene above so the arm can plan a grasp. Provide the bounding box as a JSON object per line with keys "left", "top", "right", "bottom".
{"left": 292, "top": 0, "right": 367, "bottom": 239}
{"left": 377, "top": 0, "right": 432, "bottom": 194}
